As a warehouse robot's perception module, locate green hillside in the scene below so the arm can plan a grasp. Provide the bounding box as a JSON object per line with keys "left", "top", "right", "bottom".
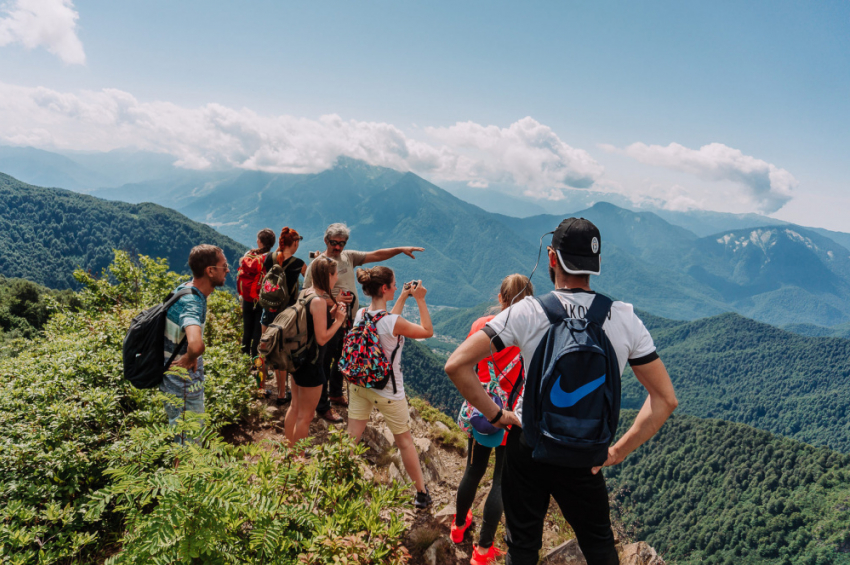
{"left": 622, "top": 312, "right": 850, "bottom": 453}
{"left": 0, "top": 174, "right": 247, "bottom": 289}
{"left": 403, "top": 338, "right": 463, "bottom": 415}
{"left": 0, "top": 276, "right": 79, "bottom": 348}
{"left": 606, "top": 411, "right": 850, "bottom": 564}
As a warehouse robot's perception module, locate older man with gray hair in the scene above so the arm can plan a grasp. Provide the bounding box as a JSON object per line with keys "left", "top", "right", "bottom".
{"left": 304, "top": 222, "right": 424, "bottom": 422}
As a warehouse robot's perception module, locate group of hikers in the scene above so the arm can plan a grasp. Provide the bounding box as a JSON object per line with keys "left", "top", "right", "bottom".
{"left": 145, "top": 218, "right": 678, "bottom": 565}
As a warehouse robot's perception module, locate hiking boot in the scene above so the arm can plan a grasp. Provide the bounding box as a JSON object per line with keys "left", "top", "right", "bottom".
{"left": 275, "top": 393, "right": 292, "bottom": 407}
{"left": 414, "top": 486, "right": 432, "bottom": 510}
{"left": 318, "top": 409, "right": 343, "bottom": 423}
{"left": 450, "top": 509, "right": 474, "bottom": 543}
{"left": 329, "top": 395, "right": 349, "bottom": 407}
{"left": 470, "top": 544, "right": 505, "bottom": 565}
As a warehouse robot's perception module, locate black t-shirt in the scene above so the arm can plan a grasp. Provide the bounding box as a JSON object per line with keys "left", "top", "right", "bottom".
{"left": 263, "top": 252, "right": 306, "bottom": 310}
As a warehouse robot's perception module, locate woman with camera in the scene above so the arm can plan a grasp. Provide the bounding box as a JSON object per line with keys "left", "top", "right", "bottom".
{"left": 345, "top": 267, "right": 434, "bottom": 509}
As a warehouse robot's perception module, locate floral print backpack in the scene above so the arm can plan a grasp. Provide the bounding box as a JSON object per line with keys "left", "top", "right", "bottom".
{"left": 457, "top": 352, "right": 522, "bottom": 438}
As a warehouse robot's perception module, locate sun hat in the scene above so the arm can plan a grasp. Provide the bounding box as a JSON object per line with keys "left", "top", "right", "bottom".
{"left": 469, "top": 396, "right": 505, "bottom": 448}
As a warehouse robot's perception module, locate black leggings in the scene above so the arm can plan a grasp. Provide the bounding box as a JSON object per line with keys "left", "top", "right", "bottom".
{"left": 455, "top": 437, "right": 505, "bottom": 549}
{"left": 241, "top": 300, "right": 263, "bottom": 357}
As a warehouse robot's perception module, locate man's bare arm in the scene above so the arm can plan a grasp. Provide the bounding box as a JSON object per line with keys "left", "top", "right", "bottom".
{"left": 363, "top": 247, "right": 424, "bottom": 263}
{"left": 444, "top": 331, "right": 521, "bottom": 429}
{"left": 591, "top": 358, "right": 677, "bottom": 474}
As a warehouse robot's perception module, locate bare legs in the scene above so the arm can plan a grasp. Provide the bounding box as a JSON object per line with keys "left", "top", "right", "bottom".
{"left": 348, "top": 419, "right": 426, "bottom": 492}
{"left": 285, "top": 383, "right": 323, "bottom": 449}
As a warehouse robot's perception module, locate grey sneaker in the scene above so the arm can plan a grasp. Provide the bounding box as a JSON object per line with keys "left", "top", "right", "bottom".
{"left": 414, "top": 486, "right": 432, "bottom": 510}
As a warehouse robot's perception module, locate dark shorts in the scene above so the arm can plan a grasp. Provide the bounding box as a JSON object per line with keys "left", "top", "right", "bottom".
{"left": 291, "top": 362, "right": 327, "bottom": 388}
{"left": 261, "top": 308, "right": 279, "bottom": 327}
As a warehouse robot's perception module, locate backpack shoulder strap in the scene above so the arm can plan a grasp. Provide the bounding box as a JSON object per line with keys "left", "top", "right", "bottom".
{"left": 585, "top": 294, "right": 614, "bottom": 326}
{"left": 506, "top": 360, "right": 525, "bottom": 409}
{"left": 370, "top": 310, "right": 390, "bottom": 323}
{"left": 534, "top": 292, "right": 567, "bottom": 325}
{"left": 281, "top": 255, "right": 296, "bottom": 269}
{"left": 162, "top": 287, "right": 200, "bottom": 369}
{"left": 163, "top": 287, "right": 196, "bottom": 310}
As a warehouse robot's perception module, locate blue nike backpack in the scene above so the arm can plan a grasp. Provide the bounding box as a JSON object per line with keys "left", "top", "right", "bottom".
{"left": 517, "top": 291, "right": 620, "bottom": 467}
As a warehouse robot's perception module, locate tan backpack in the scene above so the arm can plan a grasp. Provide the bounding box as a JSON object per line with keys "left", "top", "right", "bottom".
{"left": 258, "top": 289, "right": 320, "bottom": 372}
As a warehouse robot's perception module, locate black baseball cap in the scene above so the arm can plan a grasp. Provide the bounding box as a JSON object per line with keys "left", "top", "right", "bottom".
{"left": 552, "top": 217, "right": 601, "bottom": 275}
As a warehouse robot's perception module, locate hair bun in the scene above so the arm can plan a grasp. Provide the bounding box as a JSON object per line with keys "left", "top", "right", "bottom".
{"left": 356, "top": 268, "right": 371, "bottom": 284}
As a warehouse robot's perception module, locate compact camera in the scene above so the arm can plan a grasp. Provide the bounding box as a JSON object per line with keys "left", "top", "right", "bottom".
{"left": 309, "top": 251, "right": 320, "bottom": 259}
{"left": 403, "top": 280, "right": 420, "bottom": 291}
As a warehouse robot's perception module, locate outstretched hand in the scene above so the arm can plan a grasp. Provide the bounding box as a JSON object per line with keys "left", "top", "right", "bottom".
{"left": 402, "top": 246, "right": 424, "bottom": 259}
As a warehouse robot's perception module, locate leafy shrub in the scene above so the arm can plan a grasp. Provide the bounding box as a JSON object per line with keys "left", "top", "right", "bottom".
{"left": 0, "top": 251, "right": 252, "bottom": 564}
{"left": 94, "top": 428, "right": 410, "bottom": 565}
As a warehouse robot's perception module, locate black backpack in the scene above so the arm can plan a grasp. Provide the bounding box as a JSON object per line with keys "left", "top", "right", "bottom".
{"left": 513, "top": 291, "right": 620, "bottom": 467}
{"left": 122, "top": 288, "right": 201, "bottom": 389}
{"left": 258, "top": 254, "right": 297, "bottom": 310}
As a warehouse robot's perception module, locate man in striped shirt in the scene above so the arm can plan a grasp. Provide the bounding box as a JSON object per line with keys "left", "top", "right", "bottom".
{"left": 161, "top": 245, "right": 229, "bottom": 437}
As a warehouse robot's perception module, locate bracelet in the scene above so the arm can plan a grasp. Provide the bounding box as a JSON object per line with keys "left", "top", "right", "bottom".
{"left": 488, "top": 409, "right": 504, "bottom": 425}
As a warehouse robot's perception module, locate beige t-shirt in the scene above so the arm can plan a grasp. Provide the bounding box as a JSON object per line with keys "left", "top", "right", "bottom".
{"left": 303, "top": 249, "right": 367, "bottom": 316}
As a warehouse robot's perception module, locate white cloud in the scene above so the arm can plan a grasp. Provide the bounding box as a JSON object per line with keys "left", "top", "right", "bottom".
{"left": 0, "top": 0, "right": 85, "bottom": 65}
{"left": 611, "top": 141, "right": 796, "bottom": 213}
{"left": 424, "top": 118, "right": 605, "bottom": 196}
{"left": 0, "top": 83, "right": 605, "bottom": 195}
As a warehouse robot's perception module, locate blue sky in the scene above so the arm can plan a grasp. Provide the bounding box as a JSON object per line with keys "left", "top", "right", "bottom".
{"left": 1, "top": 0, "right": 848, "bottom": 230}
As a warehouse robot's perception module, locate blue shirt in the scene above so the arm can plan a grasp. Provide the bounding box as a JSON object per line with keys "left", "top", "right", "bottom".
{"left": 160, "top": 282, "right": 207, "bottom": 399}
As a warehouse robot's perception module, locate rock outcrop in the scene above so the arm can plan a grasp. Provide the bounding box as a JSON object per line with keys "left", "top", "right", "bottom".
{"left": 240, "top": 392, "right": 664, "bottom": 565}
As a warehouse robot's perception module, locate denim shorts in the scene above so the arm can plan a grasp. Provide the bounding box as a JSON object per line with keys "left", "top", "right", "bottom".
{"left": 164, "top": 390, "right": 205, "bottom": 445}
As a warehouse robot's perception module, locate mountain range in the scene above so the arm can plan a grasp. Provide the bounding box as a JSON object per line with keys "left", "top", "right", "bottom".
{"left": 4, "top": 146, "right": 850, "bottom": 563}
{"left": 2, "top": 148, "right": 850, "bottom": 327}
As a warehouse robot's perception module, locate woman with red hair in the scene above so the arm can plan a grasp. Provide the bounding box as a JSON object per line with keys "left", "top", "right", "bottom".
{"left": 261, "top": 226, "right": 307, "bottom": 405}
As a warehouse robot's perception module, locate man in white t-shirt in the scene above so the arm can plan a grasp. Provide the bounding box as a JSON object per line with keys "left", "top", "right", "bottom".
{"left": 445, "top": 218, "right": 678, "bottom": 565}
{"left": 304, "top": 222, "right": 424, "bottom": 422}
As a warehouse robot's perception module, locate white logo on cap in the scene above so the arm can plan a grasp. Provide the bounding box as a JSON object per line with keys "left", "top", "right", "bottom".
{"left": 591, "top": 237, "right": 599, "bottom": 254}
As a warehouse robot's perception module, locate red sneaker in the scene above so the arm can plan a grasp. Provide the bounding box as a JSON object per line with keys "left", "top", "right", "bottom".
{"left": 470, "top": 544, "right": 505, "bottom": 565}
{"left": 450, "top": 509, "right": 473, "bottom": 543}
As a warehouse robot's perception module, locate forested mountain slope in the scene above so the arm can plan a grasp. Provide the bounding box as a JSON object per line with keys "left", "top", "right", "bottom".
{"left": 622, "top": 312, "right": 850, "bottom": 453}
{"left": 0, "top": 174, "right": 246, "bottom": 289}
{"left": 608, "top": 411, "right": 850, "bottom": 564}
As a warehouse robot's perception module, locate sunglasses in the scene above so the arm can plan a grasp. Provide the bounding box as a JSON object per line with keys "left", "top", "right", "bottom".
{"left": 328, "top": 239, "right": 348, "bottom": 247}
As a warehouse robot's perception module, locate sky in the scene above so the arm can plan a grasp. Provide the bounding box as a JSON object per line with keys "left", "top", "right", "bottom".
{"left": 1, "top": 0, "right": 848, "bottom": 230}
